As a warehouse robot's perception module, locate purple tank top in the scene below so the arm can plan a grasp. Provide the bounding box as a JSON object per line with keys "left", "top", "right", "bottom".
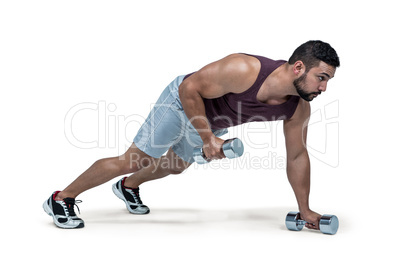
{"left": 183, "top": 54, "right": 300, "bottom": 130}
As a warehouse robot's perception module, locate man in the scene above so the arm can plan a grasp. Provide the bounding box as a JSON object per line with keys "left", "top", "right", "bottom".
{"left": 43, "top": 40, "right": 340, "bottom": 230}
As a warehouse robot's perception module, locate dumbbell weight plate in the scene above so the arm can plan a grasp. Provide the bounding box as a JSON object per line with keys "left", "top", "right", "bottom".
{"left": 222, "top": 138, "right": 244, "bottom": 158}
{"left": 319, "top": 214, "right": 339, "bottom": 235}
{"left": 285, "top": 212, "right": 304, "bottom": 231}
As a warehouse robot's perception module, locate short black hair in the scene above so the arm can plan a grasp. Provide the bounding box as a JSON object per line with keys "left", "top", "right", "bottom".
{"left": 288, "top": 40, "right": 340, "bottom": 71}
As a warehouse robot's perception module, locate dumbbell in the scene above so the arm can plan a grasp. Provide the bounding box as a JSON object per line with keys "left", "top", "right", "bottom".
{"left": 193, "top": 138, "right": 244, "bottom": 164}
{"left": 285, "top": 211, "right": 339, "bottom": 235}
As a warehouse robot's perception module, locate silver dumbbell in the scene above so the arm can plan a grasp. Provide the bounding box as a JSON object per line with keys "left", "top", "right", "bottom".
{"left": 193, "top": 138, "right": 244, "bottom": 164}
{"left": 285, "top": 211, "right": 339, "bottom": 235}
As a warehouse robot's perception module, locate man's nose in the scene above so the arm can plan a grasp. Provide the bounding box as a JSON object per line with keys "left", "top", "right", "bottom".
{"left": 319, "top": 82, "right": 327, "bottom": 92}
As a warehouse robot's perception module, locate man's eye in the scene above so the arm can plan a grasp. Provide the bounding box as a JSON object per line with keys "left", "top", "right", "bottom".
{"left": 318, "top": 76, "right": 324, "bottom": 81}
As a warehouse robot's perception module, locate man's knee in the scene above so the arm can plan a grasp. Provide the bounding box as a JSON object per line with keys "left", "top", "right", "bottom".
{"left": 167, "top": 164, "right": 188, "bottom": 175}
{"left": 119, "top": 145, "right": 155, "bottom": 174}
{"left": 162, "top": 152, "right": 191, "bottom": 175}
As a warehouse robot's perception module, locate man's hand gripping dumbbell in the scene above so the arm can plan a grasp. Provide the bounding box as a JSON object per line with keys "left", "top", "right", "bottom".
{"left": 193, "top": 137, "right": 244, "bottom": 164}
{"left": 286, "top": 211, "right": 339, "bottom": 235}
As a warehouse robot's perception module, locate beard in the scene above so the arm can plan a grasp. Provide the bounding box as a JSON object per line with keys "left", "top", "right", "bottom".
{"left": 293, "top": 73, "right": 319, "bottom": 102}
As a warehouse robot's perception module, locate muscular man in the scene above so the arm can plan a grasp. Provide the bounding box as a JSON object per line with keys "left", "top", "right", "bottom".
{"left": 43, "top": 40, "right": 340, "bottom": 229}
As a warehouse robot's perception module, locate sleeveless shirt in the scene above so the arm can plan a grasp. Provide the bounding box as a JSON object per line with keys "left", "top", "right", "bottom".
{"left": 183, "top": 54, "right": 300, "bottom": 130}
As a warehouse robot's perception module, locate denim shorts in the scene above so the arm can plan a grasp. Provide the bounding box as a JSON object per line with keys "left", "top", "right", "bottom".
{"left": 133, "top": 75, "right": 228, "bottom": 164}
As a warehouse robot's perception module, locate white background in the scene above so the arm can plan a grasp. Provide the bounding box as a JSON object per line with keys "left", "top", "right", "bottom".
{"left": 1, "top": 0, "right": 401, "bottom": 267}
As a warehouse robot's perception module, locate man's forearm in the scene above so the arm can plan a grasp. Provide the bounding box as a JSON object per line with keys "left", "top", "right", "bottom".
{"left": 286, "top": 151, "right": 311, "bottom": 213}
{"left": 178, "top": 84, "right": 213, "bottom": 142}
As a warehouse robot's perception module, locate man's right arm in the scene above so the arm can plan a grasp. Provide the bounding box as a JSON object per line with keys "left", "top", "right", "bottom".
{"left": 178, "top": 54, "right": 259, "bottom": 160}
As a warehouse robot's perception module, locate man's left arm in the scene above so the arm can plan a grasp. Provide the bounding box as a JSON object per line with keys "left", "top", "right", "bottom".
{"left": 283, "top": 99, "right": 321, "bottom": 230}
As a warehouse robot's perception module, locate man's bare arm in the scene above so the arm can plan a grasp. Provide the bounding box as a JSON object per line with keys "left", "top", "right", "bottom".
{"left": 178, "top": 54, "right": 259, "bottom": 159}
{"left": 284, "top": 99, "right": 321, "bottom": 229}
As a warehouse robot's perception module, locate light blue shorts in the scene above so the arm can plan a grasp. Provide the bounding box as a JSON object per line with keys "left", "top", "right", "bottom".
{"left": 133, "top": 75, "right": 228, "bottom": 164}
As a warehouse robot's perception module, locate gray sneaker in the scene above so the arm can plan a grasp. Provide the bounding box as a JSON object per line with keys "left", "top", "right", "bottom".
{"left": 112, "top": 177, "right": 150, "bottom": 214}
{"left": 43, "top": 191, "right": 84, "bottom": 229}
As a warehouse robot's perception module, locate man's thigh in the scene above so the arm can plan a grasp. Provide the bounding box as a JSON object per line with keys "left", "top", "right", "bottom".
{"left": 133, "top": 76, "right": 187, "bottom": 159}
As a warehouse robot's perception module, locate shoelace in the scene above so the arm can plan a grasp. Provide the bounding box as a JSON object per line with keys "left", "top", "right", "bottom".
{"left": 131, "top": 188, "right": 143, "bottom": 204}
{"left": 64, "top": 198, "right": 82, "bottom": 216}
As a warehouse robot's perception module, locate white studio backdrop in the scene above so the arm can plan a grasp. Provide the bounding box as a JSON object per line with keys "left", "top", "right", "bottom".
{"left": 1, "top": 0, "right": 401, "bottom": 267}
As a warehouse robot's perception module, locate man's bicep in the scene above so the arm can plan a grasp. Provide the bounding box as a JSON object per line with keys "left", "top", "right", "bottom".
{"left": 180, "top": 65, "right": 226, "bottom": 99}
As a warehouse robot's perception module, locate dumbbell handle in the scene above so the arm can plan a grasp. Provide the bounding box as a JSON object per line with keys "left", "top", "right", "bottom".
{"left": 296, "top": 219, "right": 308, "bottom": 225}
{"left": 294, "top": 219, "right": 319, "bottom": 228}
{"left": 295, "top": 217, "right": 329, "bottom": 226}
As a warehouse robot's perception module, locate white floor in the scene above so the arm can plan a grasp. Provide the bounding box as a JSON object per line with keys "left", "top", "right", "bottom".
{"left": 4, "top": 170, "right": 398, "bottom": 268}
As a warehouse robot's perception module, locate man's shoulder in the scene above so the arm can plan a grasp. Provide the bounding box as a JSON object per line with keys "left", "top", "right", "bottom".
{"left": 223, "top": 53, "right": 261, "bottom": 68}
{"left": 236, "top": 53, "right": 286, "bottom": 64}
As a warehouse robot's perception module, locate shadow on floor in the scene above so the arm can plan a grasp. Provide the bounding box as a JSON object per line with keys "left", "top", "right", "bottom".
{"left": 83, "top": 206, "right": 297, "bottom": 232}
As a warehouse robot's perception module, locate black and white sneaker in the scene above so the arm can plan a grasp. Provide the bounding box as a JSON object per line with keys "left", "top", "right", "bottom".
{"left": 112, "top": 177, "right": 150, "bottom": 214}
{"left": 43, "top": 191, "right": 85, "bottom": 229}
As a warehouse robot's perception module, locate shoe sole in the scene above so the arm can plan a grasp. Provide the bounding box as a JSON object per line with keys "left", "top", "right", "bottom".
{"left": 43, "top": 200, "right": 84, "bottom": 229}
{"left": 112, "top": 183, "right": 150, "bottom": 215}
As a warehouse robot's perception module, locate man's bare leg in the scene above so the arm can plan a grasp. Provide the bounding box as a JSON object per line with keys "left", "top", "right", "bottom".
{"left": 56, "top": 143, "right": 155, "bottom": 200}
{"left": 111, "top": 148, "right": 192, "bottom": 214}
{"left": 123, "top": 148, "right": 192, "bottom": 189}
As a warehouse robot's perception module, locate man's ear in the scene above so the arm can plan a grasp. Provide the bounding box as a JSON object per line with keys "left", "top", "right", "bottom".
{"left": 293, "top": 61, "right": 305, "bottom": 76}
